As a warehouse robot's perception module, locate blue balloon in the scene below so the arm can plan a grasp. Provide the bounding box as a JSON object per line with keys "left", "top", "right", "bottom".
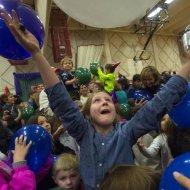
{"left": 133, "top": 89, "right": 153, "bottom": 102}
{"left": 0, "top": 0, "right": 45, "bottom": 60}
{"left": 169, "top": 83, "right": 190, "bottom": 128}
{"left": 160, "top": 152, "right": 190, "bottom": 190}
{"left": 9, "top": 124, "right": 52, "bottom": 172}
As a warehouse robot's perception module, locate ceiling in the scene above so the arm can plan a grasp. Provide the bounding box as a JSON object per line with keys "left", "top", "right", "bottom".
{"left": 22, "top": 0, "right": 190, "bottom": 36}
{"left": 159, "top": 0, "right": 190, "bottom": 35}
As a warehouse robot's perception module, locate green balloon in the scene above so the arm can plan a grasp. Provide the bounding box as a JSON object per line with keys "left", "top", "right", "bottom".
{"left": 75, "top": 67, "right": 91, "bottom": 84}
{"left": 21, "top": 106, "right": 35, "bottom": 120}
{"left": 90, "top": 63, "right": 103, "bottom": 76}
{"left": 118, "top": 103, "right": 131, "bottom": 119}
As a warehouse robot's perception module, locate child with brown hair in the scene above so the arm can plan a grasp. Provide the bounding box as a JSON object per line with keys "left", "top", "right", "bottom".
{"left": 60, "top": 56, "right": 79, "bottom": 100}
{"left": 2, "top": 9, "right": 190, "bottom": 190}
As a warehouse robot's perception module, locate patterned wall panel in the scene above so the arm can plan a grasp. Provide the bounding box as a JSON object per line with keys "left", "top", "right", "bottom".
{"left": 106, "top": 31, "right": 181, "bottom": 78}
{"left": 0, "top": 57, "right": 16, "bottom": 94}
{"left": 152, "top": 35, "right": 181, "bottom": 73}
{"left": 3, "top": 29, "right": 181, "bottom": 95}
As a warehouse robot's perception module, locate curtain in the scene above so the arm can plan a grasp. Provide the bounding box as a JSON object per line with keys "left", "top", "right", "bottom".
{"left": 77, "top": 45, "right": 104, "bottom": 69}
{"left": 13, "top": 72, "right": 43, "bottom": 101}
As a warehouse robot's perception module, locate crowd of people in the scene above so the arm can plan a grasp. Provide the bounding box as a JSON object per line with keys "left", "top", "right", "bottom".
{"left": 1, "top": 8, "right": 190, "bottom": 190}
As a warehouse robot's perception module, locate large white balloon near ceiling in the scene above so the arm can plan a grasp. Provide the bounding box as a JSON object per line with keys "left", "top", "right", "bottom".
{"left": 53, "top": 0, "right": 160, "bottom": 28}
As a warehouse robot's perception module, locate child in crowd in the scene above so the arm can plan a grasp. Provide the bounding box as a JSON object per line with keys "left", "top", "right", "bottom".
{"left": 79, "top": 84, "right": 89, "bottom": 106}
{"left": 99, "top": 165, "right": 161, "bottom": 190}
{"left": 59, "top": 56, "right": 79, "bottom": 100}
{"left": 27, "top": 113, "right": 77, "bottom": 155}
{"left": 2, "top": 9, "right": 190, "bottom": 190}
{"left": 51, "top": 153, "right": 84, "bottom": 190}
{"left": 1, "top": 93, "right": 22, "bottom": 133}
{"left": 27, "top": 91, "right": 38, "bottom": 110}
{"left": 0, "top": 135, "right": 35, "bottom": 189}
{"left": 97, "top": 62, "right": 120, "bottom": 93}
{"left": 137, "top": 114, "right": 172, "bottom": 171}
{"left": 127, "top": 74, "right": 142, "bottom": 99}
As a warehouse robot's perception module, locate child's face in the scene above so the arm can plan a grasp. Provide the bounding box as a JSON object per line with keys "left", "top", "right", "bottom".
{"left": 160, "top": 114, "right": 169, "bottom": 131}
{"left": 90, "top": 92, "right": 116, "bottom": 129}
{"left": 6, "top": 94, "right": 15, "bottom": 104}
{"left": 133, "top": 80, "right": 142, "bottom": 89}
{"left": 37, "top": 115, "right": 52, "bottom": 134}
{"left": 62, "top": 60, "right": 73, "bottom": 71}
{"left": 106, "top": 68, "right": 111, "bottom": 74}
{"left": 80, "top": 85, "right": 88, "bottom": 96}
{"left": 36, "top": 84, "right": 44, "bottom": 93}
{"left": 54, "top": 169, "right": 80, "bottom": 190}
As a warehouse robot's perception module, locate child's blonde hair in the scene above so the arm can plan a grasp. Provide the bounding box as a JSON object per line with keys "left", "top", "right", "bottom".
{"left": 52, "top": 153, "right": 79, "bottom": 177}
{"left": 60, "top": 56, "right": 73, "bottom": 67}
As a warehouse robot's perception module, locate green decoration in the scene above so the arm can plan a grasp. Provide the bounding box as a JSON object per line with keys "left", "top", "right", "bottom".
{"left": 90, "top": 62, "right": 103, "bottom": 76}
{"left": 21, "top": 106, "right": 35, "bottom": 120}
{"left": 118, "top": 103, "right": 131, "bottom": 119}
{"left": 75, "top": 67, "right": 91, "bottom": 84}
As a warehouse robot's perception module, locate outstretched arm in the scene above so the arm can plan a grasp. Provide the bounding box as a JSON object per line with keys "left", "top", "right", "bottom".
{"left": 1, "top": 9, "right": 59, "bottom": 88}
{"left": 1, "top": 9, "right": 88, "bottom": 141}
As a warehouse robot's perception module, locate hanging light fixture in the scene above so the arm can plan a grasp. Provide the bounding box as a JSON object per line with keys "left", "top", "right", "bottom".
{"left": 165, "top": 0, "right": 174, "bottom": 4}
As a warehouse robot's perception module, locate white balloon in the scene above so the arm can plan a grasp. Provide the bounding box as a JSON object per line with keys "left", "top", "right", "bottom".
{"left": 53, "top": 0, "right": 160, "bottom": 28}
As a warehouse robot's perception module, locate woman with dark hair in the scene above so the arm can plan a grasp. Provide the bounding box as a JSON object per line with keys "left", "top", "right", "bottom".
{"left": 27, "top": 113, "right": 75, "bottom": 155}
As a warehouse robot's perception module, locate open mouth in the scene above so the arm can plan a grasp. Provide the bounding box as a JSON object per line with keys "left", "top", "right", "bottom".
{"left": 100, "top": 109, "right": 110, "bottom": 114}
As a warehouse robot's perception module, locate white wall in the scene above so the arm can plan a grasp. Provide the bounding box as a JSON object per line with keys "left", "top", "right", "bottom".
{"left": 0, "top": 57, "right": 16, "bottom": 94}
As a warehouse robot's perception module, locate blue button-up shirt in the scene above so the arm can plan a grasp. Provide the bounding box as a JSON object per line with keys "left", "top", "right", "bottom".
{"left": 46, "top": 75, "right": 187, "bottom": 190}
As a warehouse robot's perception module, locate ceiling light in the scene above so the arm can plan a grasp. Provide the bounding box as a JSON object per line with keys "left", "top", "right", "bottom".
{"left": 165, "top": 0, "right": 174, "bottom": 4}
{"left": 147, "top": 7, "right": 162, "bottom": 18}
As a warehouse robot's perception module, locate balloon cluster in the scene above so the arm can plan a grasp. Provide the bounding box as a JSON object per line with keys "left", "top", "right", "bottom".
{"left": 0, "top": 0, "right": 45, "bottom": 60}
{"left": 9, "top": 124, "right": 52, "bottom": 172}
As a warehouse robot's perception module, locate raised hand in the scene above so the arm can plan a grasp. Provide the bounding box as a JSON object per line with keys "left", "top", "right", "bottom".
{"left": 173, "top": 172, "right": 190, "bottom": 189}
{"left": 13, "top": 135, "right": 32, "bottom": 163}
{"left": 1, "top": 9, "right": 40, "bottom": 55}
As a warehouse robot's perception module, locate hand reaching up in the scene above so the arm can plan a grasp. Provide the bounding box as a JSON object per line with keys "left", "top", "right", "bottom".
{"left": 13, "top": 135, "right": 32, "bottom": 163}
{"left": 1, "top": 9, "right": 40, "bottom": 55}
{"left": 173, "top": 172, "right": 190, "bottom": 189}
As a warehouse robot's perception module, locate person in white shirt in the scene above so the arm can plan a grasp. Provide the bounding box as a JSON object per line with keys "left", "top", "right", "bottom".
{"left": 137, "top": 114, "right": 172, "bottom": 171}
{"left": 79, "top": 84, "right": 89, "bottom": 106}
